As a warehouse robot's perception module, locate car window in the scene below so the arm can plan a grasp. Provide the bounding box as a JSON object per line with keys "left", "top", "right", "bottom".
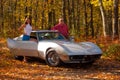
{"left": 30, "top": 32, "right": 37, "bottom": 37}
{"left": 38, "top": 32, "right": 65, "bottom": 41}
{"left": 30, "top": 32, "right": 37, "bottom": 40}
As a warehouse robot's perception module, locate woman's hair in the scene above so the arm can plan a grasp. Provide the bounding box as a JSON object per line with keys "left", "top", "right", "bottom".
{"left": 25, "top": 16, "right": 32, "bottom": 25}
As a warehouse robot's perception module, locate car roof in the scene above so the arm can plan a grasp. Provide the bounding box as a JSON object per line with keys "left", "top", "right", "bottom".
{"left": 32, "top": 30, "right": 59, "bottom": 33}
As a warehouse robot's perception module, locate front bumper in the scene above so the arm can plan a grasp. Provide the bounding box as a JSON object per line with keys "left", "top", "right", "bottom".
{"left": 61, "top": 54, "right": 101, "bottom": 63}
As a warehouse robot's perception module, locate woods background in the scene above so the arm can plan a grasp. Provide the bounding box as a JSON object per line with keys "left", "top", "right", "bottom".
{"left": 0, "top": 0, "right": 120, "bottom": 40}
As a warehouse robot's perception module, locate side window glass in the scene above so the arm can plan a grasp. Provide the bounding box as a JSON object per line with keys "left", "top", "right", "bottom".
{"left": 30, "top": 32, "right": 37, "bottom": 39}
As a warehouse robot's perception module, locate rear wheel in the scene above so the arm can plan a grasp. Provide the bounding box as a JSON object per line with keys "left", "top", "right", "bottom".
{"left": 14, "top": 56, "right": 24, "bottom": 61}
{"left": 46, "top": 50, "right": 61, "bottom": 67}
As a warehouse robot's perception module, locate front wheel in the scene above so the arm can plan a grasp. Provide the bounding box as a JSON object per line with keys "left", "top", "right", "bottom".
{"left": 46, "top": 50, "right": 61, "bottom": 67}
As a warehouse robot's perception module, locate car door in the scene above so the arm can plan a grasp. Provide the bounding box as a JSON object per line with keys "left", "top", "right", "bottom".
{"left": 16, "top": 41, "right": 38, "bottom": 56}
{"left": 7, "top": 38, "right": 39, "bottom": 57}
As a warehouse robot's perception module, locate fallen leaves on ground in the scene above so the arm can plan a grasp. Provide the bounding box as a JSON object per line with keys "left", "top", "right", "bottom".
{"left": 0, "top": 39, "right": 120, "bottom": 80}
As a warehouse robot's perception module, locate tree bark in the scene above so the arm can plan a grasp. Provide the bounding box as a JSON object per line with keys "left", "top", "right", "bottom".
{"left": 76, "top": 0, "right": 80, "bottom": 37}
{"left": 83, "top": 0, "right": 88, "bottom": 38}
{"left": 67, "top": 0, "right": 72, "bottom": 29}
{"left": 0, "top": 0, "right": 4, "bottom": 37}
{"left": 89, "top": 1, "right": 94, "bottom": 38}
{"left": 99, "top": 0, "right": 107, "bottom": 37}
{"left": 62, "top": 0, "right": 67, "bottom": 23}
{"left": 113, "top": 0, "right": 119, "bottom": 39}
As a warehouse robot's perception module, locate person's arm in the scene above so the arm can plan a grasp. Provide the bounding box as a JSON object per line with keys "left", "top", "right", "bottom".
{"left": 18, "top": 24, "right": 26, "bottom": 31}
{"left": 51, "top": 25, "right": 57, "bottom": 30}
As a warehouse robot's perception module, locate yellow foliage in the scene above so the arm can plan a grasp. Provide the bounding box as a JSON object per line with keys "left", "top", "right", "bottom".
{"left": 91, "top": 0, "right": 113, "bottom": 10}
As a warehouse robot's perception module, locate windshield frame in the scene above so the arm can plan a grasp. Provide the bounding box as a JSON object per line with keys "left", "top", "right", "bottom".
{"left": 37, "top": 32, "right": 66, "bottom": 41}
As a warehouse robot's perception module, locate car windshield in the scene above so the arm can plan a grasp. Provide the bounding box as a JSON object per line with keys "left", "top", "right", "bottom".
{"left": 38, "top": 32, "right": 66, "bottom": 41}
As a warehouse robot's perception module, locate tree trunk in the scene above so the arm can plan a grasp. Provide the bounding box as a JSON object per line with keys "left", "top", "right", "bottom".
{"left": 14, "top": 0, "right": 18, "bottom": 30}
{"left": 76, "top": 0, "right": 80, "bottom": 37}
{"left": 119, "top": 19, "right": 120, "bottom": 40}
{"left": 34, "top": 0, "right": 39, "bottom": 29}
{"left": 0, "top": 0, "right": 3, "bottom": 34}
{"left": 107, "top": 10, "right": 112, "bottom": 37}
{"left": 113, "top": 0, "right": 119, "bottom": 39}
{"left": 62, "top": 0, "right": 67, "bottom": 23}
{"left": 89, "top": 1, "right": 94, "bottom": 38}
{"left": 83, "top": 0, "right": 88, "bottom": 38}
{"left": 0, "top": 0, "right": 4, "bottom": 37}
{"left": 99, "top": 0, "right": 107, "bottom": 37}
{"left": 71, "top": 0, "right": 76, "bottom": 34}
{"left": 67, "top": 0, "right": 72, "bottom": 29}
{"left": 25, "top": 0, "right": 28, "bottom": 16}
{"left": 48, "top": 0, "right": 55, "bottom": 30}
{"left": 41, "top": 0, "right": 46, "bottom": 29}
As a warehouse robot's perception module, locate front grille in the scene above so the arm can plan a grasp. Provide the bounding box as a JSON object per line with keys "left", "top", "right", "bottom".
{"left": 69, "top": 54, "right": 101, "bottom": 61}
{"left": 70, "top": 55, "right": 84, "bottom": 60}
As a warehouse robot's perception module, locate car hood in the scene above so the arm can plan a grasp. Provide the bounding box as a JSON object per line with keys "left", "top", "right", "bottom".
{"left": 51, "top": 40, "right": 102, "bottom": 55}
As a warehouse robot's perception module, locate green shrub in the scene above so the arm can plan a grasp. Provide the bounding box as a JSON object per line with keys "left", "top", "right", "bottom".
{"left": 104, "top": 44, "right": 120, "bottom": 60}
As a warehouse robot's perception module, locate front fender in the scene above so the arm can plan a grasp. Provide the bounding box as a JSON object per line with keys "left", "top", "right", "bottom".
{"left": 37, "top": 42, "right": 62, "bottom": 59}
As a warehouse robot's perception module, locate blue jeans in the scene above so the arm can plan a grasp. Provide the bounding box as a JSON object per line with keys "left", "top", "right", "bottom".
{"left": 22, "top": 35, "right": 30, "bottom": 41}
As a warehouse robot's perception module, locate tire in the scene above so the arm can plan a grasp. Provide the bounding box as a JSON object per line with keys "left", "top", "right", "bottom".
{"left": 14, "top": 56, "right": 24, "bottom": 61}
{"left": 45, "top": 50, "right": 61, "bottom": 67}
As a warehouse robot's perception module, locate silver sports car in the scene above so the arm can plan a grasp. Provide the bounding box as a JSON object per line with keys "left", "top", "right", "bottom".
{"left": 7, "top": 30, "right": 102, "bottom": 67}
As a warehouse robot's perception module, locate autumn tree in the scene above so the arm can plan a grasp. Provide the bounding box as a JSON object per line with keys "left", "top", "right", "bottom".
{"left": 0, "top": 0, "right": 119, "bottom": 41}
{"left": 113, "top": 0, "right": 119, "bottom": 39}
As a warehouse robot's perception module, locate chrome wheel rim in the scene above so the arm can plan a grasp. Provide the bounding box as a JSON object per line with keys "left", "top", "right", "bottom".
{"left": 47, "top": 51, "right": 59, "bottom": 66}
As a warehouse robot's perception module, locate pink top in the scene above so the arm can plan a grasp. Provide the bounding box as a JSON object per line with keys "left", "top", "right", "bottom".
{"left": 51, "top": 23, "right": 69, "bottom": 38}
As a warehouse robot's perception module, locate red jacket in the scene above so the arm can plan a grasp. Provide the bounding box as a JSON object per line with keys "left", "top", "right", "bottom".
{"left": 51, "top": 23, "right": 69, "bottom": 38}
